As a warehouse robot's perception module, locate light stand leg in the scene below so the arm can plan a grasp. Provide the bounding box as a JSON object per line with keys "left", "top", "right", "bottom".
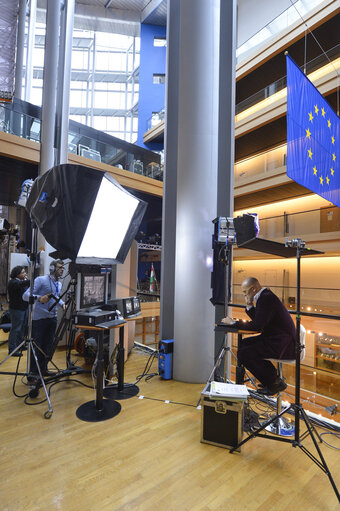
{"left": 103, "top": 324, "right": 139, "bottom": 400}
{"left": 298, "top": 406, "right": 340, "bottom": 501}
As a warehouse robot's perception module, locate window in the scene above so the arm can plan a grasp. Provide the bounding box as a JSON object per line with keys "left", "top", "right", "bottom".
{"left": 153, "top": 74, "right": 165, "bottom": 85}
{"left": 154, "top": 37, "right": 166, "bottom": 47}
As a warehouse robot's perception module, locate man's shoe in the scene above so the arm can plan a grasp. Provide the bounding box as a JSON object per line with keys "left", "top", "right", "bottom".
{"left": 257, "top": 379, "right": 287, "bottom": 396}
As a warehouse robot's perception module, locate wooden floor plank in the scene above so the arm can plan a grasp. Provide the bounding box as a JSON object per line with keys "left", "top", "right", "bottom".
{"left": 0, "top": 343, "right": 339, "bottom": 511}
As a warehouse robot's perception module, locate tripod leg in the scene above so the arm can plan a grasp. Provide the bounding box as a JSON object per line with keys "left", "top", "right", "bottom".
{"left": 298, "top": 407, "right": 340, "bottom": 502}
{"left": 196, "top": 346, "right": 229, "bottom": 408}
{"left": 230, "top": 405, "right": 293, "bottom": 453}
{"left": 28, "top": 341, "right": 53, "bottom": 418}
{"left": 0, "top": 339, "right": 27, "bottom": 366}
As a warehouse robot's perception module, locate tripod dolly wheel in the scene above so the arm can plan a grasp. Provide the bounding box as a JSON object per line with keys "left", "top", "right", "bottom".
{"left": 28, "top": 387, "right": 39, "bottom": 398}
{"left": 44, "top": 410, "right": 53, "bottom": 419}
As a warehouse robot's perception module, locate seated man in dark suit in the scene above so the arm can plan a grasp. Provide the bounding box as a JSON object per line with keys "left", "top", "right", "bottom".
{"left": 222, "top": 276, "right": 296, "bottom": 395}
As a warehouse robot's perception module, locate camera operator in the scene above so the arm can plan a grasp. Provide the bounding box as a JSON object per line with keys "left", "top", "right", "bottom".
{"left": 23, "top": 259, "right": 65, "bottom": 378}
{"left": 7, "top": 266, "right": 30, "bottom": 356}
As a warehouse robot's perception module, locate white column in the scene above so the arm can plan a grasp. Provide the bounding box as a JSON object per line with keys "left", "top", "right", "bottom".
{"left": 39, "top": 0, "right": 61, "bottom": 269}
{"left": 40, "top": 0, "right": 61, "bottom": 173}
{"left": 14, "top": 0, "right": 27, "bottom": 99}
{"left": 24, "top": 0, "right": 36, "bottom": 102}
{"left": 56, "top": 0, "right": 75, "bottom": 165}
{"left": 160, "top": 0, "right": 236, "bottom": 382}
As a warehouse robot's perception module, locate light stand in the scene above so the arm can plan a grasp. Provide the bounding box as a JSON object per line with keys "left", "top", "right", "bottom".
{"left": 229, "top": 238, "right": 339, "bottom": 503}
{"left": 210, "top": 218, "right": 257, "bottom": 386}
{"left": 0, "top": 223, "right": 54, "bottom": 419}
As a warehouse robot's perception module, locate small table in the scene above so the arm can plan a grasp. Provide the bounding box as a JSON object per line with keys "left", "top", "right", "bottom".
{"left": 75, "top": 319, "right": 126, "bottom": 422}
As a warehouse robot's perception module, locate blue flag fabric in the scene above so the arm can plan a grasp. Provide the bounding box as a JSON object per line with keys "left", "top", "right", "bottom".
{"left": 286, "top": 55, "right": 340, "bottom": 207}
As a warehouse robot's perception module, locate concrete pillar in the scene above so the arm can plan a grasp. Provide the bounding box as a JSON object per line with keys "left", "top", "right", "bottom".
{"left": 160, "top": 0, "right": 236, "bottom": 382}
{"left": 56, "top": 0, "right": 75, "bottom": 165}
{"left": 38, "top": 0, "right": 61, "bottom": 268}
{"left": 39, "top": 0, "right": 60, "bottom": 174}
{"left": 24, "top": 0, "right": 36, "bottom": 102}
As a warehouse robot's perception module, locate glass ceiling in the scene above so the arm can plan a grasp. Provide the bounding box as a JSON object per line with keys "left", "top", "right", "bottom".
{"left": 236, "top": 0, "right": 326, "bottom": 62}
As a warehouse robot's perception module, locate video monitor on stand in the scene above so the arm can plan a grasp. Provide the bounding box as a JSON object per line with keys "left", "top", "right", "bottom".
{"left": 75, "top": 271, "right": 108, "bottom": 311}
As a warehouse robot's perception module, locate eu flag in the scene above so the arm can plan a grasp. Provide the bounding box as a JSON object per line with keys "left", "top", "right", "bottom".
{"left": 286, "top": 54, "right": 340, "bottom": 207}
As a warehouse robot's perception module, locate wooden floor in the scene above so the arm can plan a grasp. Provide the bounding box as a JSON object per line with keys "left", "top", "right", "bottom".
{"left": 0, "top": 338, "right": 339, "bottom": 511}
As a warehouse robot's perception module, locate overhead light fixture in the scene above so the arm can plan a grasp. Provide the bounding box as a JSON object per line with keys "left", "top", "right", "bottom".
{"left": 26, "top": 164, "right": 147, "bottom": 265}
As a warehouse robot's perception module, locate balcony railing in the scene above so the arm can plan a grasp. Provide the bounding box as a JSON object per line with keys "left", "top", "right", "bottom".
{"left": 232, "top": 285, "right": 340, "bottom": 317}
{"left": 255, "top": 206, "right": 340, "bottom": 240}
{"left": 146, "top": 108, "right": 165, "bottom": 131}
{"left": 0, "top": 100, "right": 163, "bottom": 182}
{"left": 236, "top": 43, "right": 340, "bottom": 114}
{"left": 235, "top": 143, "right": 286, "bottom": 183}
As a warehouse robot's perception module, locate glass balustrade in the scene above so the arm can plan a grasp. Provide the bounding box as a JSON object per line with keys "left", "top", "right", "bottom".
{"left": 0, "top": 102, "right": 163, "bottom": 182}
{"left": 236, "top": 43, "right": 340, "bottom": 115}
{"left": 240, "top": 206, "right": 340, "bottom": 240}
{"left": 230, "top": 284, "right": 340, "bottom": 400}
{"left": 146, "top": 108, "right": 165, "bottom": 131}
{"left": 235, "top": 143, "right": 287, "bottom": 182}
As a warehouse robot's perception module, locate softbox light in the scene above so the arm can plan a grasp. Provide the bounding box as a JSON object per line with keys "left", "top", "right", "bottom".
{"left": 26, "top": 164, "right": 147, "bottom": 265}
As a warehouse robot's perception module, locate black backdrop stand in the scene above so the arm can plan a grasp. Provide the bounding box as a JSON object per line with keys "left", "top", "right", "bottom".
{"left": 229, "top": 238, "right": 339, "bottom": 502}
{"left": 103, "top": 321, "right": 139, "bottom": 400}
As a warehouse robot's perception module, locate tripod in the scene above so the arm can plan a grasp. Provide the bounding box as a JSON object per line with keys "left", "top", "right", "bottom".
{"left": 197, "top": 327, "right": 257, "bottom": 408}
{"left": 0, "top": 224, "right": 53, "bottom": 418}
{"left": 230, "top": 238, "right": 339, "bottom": 502}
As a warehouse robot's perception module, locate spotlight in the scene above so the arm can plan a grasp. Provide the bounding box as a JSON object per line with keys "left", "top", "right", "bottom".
{"left": 17, "top": 179, "right": 34, "bottom": 208}
{"left": 26, "top": 164, "right": 147, "bottom": 265}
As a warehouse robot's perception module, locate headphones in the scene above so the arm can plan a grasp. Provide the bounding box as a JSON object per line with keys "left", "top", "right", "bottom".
{"left": 49, "top": 261, "right": 56, "bottom": 273}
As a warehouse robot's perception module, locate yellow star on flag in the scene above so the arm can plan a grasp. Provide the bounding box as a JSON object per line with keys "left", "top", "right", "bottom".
{"left": 306, "top": 128, "right": 311, "bottom": 139}
{"left": 328, "top": 119, "right": 331, "bottom": 128}
{"left": 326, "top": 176, "right": 330, "bottom": 185}
{"left": 333, "top": 153, "right": 336, "bottom": 161}
{"left": 313, "top": 166, "right": 317, "bottom": 175}
{"left": 331, "top": 167, "right": 334, "bottom": 176}
{"left": 308, "top": 112, "right": 313, "bottom": 122}
{"left": 314, "top": 105, "right": 319, "bottom": 114}
{"left": 321, "top": 108, "right": 326, "bottom": 117}
{"left": 320, "top": 176, "right": 324, "bottom": 185}
{"left": 308, "top": 149, "right": 313, "bottom": 159}
{"left": 331, "top": 136, "right": 335, "bottom": 144}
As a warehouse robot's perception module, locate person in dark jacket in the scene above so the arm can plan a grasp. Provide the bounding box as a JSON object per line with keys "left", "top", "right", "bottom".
{"left": 222, "top": 276, "right": 296, "bottom": 395}
{"left": 7, "top": 266, "right": 30, "bottom": 355}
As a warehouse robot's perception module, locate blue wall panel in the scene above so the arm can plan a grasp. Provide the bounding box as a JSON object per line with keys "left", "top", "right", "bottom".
{"left": 137, "top": 23, "right": 166, "bottom": 151}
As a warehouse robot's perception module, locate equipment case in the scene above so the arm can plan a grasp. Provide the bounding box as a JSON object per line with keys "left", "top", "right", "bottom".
{"left": 200, "top": 383, "right": 245, "bottom": 451}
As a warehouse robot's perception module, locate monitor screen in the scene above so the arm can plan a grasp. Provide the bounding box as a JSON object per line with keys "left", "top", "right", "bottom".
{"left": 80, "top": 274, "right": 106, "bottom": 309}
{"left": 124, "top": 299, "right": 133, "bottom": 315}
{"left": 132, "top": 296, "right": 141, "bottom": 314}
